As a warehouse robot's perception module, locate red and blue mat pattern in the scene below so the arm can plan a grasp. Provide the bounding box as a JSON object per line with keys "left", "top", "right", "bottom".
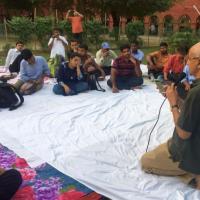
{"left": 0, "top": 144, "right": 110, "bottom": 200}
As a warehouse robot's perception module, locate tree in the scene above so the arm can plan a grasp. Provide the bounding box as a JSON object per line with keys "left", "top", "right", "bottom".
{"left": 73, "top": 0, "right": 176, "bottom": 41}
{"left": 75, "top": 0, "right": 176, "bottom": 21}
{"left": 0, "top": 0, "right": 44, "bottom": 11}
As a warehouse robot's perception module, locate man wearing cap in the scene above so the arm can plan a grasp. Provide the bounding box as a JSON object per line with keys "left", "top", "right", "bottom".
{"left": 96, "top": 42, "right": 117, "bottom": 75}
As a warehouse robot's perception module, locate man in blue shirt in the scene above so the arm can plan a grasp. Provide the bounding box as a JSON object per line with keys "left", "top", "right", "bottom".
{"left": 14, "top": 49, "right": 50, "bottom": 95}
{"left": 131, "top": 41, "right": 144, "bottom": 63}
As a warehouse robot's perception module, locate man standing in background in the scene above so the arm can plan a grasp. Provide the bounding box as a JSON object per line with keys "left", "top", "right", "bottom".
{"left": 66, "top": 7, "right": 84, "bottom": 43}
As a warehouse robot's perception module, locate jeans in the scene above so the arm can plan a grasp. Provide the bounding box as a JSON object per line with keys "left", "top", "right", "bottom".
{"left": 0, "top": 169, "right": 22, "bottom": 200}
{"left": 102, "top": 66, "right": 111, "bottom": 76}
{"left": 53, "top": 81, "right": 89, "bottom": 96}
{"left": 148, "top": 69, "right": 163, "bottom": 79}
{"left": 107, "top": 76, "right": 143, "bottom": 90}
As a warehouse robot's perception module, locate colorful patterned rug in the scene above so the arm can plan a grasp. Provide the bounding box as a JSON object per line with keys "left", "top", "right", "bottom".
{"left": 0, "top": 144, "right": 109, "bottom": 200}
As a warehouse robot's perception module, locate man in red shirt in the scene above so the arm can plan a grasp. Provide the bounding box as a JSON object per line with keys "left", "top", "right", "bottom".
{"left": 164, "top": 46, "right": 188, "bottom": 81}
{"left": 66, "top": 9, "right": 84, "bottom": 43}
{"left": 107, "top": 44, "right": 143, "bottom": 93}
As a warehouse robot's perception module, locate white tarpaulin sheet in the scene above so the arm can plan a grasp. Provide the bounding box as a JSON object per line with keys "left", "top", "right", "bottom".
{"left": 0, "top": 69, "right": 200, "bottom": 199}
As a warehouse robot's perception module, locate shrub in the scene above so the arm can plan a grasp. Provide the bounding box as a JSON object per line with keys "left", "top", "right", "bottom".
{"left": 57, "top": 20, "right": 73, "bottom": 41}
{"left": 2, "top": 43, "right": 12, "bottom": 54}
{"left": 8, "top": 17, "right": 34, "bottom": 43}
{"left": 125, "top": 21, "right": 144, "bottom": 43}
{"left": 168, "top": 32, "right": 198, "bottom": 53}
{"left": 84, "top": 20, "right": 107, "bottom": 49}
{"left": 34, "top": 17, "right": 52, "bottom": 49}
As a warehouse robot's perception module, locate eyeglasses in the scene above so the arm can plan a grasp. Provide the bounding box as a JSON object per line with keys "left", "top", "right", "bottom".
{"left": 188, "top": 56, "right": 200, "bottom": 61}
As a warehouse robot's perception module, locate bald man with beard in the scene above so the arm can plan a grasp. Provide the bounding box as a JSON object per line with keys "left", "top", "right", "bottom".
{"left": 141, "top": 42, "right": 200, "bottom": 189}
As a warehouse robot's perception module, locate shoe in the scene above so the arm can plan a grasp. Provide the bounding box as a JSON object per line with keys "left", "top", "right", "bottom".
{"left": 148, "top": 73, "right": 155, "bottom": 81}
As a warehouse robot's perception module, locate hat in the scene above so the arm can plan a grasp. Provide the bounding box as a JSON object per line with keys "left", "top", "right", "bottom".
{"left": 101, "top": 42, "right": 110, "bottom": 49}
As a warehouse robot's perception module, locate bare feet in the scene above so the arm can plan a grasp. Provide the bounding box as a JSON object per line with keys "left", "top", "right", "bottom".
{"left": 195, "top": 175, "right": 200, "bottom": 189}
{"left": 131, "top": 86, "right": 142, "bottom": 90}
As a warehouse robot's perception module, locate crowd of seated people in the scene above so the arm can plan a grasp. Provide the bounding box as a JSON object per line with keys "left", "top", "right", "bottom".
{"left": 2, "top": 29, "right": 194, "bottom": 97}
{"left": 2, "top": 28, "right": 200, "bottom": 196}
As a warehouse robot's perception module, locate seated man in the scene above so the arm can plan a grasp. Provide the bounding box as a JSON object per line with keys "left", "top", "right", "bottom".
{"left": 164, "top": 45, "right": 188, "bottom": 81}
{"left": 53, "top": 52, "right": 88, "bottom": 96}
{"left": 0, "top": 168, "right": 22, "bottom": 200}
{"left": 182, "top": 64, "right": 195, "bottom": 91}
{"left": 78, "top": 44, "right": 105, "bottom": 80}
{"left": 131, "top": 41, "right": 144, "bottom": 63}
{"left": 14, "top": 49, "right": 50, "bottom": 95}
{"left": 67, "top": 39, "right": 80, "bottom": 60}
{"left": 107, "top": 44, "right": 143, "bottom": 93}
{"left": 95, "top": 42, "right": 117, "bottom": 75}
{"left": 4, "top": 41, "right": 24, "bottom": 73}
{"left": 141, "top": 42, "right": 200, "bottom": 189}
{"left": 146, "top": 42, "right": 170, "bottom": 81}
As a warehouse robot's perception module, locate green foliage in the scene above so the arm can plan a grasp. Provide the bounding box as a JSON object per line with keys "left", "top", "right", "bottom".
{"left": 84, "top": 21, "right": 107, "bottom": 49}
{"left": 2, "top": 43, "right": 12, "bottom": 54}
{"left": 8, "top": 17, "right": 34, "bottom": 43}
{"left": 0, "top": 0, "right": 45, "bottom": 10}
{"left": 168, "top": 32, "right": 198, "bottom": 53}
{"left": 34, "top": 17, "right": 52, "bottom": 49}
{"left": 125, "top": 21, "right": 144, "bottom": 43}
{"left": 76, "top": 0, "right": 175, "bottom": 18}
{"left": 57, "top": 20, "right": 73, "bottom": 41}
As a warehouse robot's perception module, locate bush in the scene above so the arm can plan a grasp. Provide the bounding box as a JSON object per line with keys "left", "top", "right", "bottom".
{"left": 84, "top": 20, "right": 107, "bottom": 49}
{"left": 2, "top": 43, "right": 12, "bottom": 54}
{"left": 168, "top": 32, "right": 198, "bottom": 53}
{"left": 8, "top": 17, "right": 34, "bottom": 43}
{"left": 34, "top": 17, "right": 52, "bottom": 49}
{"left": 57, "top": 20, "right": 73, "bottom": 41}
{"left": 125, "top": 21, "right": 144, "bottom": 43}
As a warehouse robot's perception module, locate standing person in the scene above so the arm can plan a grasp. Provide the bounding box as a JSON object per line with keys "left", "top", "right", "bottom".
{"left": 48, "top": 28, "right": 68, "bottom": 59}
{"left": 14, "top": 49, "right": 50, "bottom": 95}
{"left": 95, "top": 42, "right": 117, "bottom": 75}
{"left": 146, "top": 42, "right": 170, "bottom": 81}
{"left": 4, "top": 41, "right": 24, "bottom": 73}
{"left": 141, "top": 42, "right": 200, "bottom": 189}
{"left": 107, "top": 44, "right": 143, "bottom": 93}
{"left": 66, "top": 9, "right": 84, "bottom": 43}
{"left": 53, "top": 52, "right": 88, "bottom": 96}
{"left": 0, "top": 168, "right": 22, "bottom": 200}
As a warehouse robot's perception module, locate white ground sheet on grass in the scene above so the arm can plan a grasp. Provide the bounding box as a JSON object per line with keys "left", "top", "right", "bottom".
{"left": 0, "top": 65, "right": 200, "bottom": 200}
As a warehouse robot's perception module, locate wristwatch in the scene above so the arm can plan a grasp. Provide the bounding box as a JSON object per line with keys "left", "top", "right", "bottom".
{"left": 171, "top": 104, "right": 179, "bottom": 110}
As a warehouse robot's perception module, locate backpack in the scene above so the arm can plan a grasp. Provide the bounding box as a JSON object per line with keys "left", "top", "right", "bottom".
{"left": 87, "top": 70, "right": 105, "bottom": 92}
{"left": 9, "top": 54, "right": 23, "bottom": 73}
{"left": 48, "top": 55, "right": 62, "bottom": 77}
{"left": 0, "top": 80, "right": 24, "bottom": 111}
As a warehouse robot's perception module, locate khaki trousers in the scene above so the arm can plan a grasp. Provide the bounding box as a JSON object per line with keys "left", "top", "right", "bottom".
{"left": 14, "top": 79, "right": 43, "bottom": 95}
{"left": 141, "top": 142, "right": 194, "bottom": 184}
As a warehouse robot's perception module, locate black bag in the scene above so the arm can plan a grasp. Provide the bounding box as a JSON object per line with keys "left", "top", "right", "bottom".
{"left": 0, "top": 81, "right": 24, "bottom": 111}
{"left": 87, "top": 71, "right": 105, "bottom": 92}
{"left": 9, "top": 54, "right": 23, "bottom": 73}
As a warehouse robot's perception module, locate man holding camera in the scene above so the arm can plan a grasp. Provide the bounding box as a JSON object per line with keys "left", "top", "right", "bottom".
{"left": 48, "top": 28, "right": 68, "bottom": 59}
{"left": 66, "top": 8, "right": 84, "bottom": 43}
{"left": 96, "top": 42, "right": 117, "bottom": 75}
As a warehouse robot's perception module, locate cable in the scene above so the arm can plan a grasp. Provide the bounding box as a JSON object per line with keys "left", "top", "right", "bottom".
{"left": 145, "top": 97, "right": 167, "bottom": 152}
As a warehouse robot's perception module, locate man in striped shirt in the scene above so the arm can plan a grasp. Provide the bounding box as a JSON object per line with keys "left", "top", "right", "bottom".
{"left": 107, "top": 44, "right": 143, "bottom": 93}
